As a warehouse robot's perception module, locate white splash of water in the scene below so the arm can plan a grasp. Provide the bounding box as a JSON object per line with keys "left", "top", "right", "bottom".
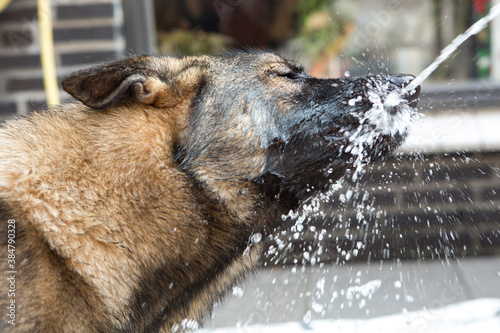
{"left": 370, "top": 92, "right": 416, "bottom": 137}
{"left": 344, "top": 82, "right": 419, "bottom": 181}
{"left": 282, "top": 181, "right": 343, "bottom": 232}
{"left": 345, "top": 279, "right": 382, "bottom": 300}
{"left": 172, "top": 319, "right": 199, "bottom": 332}
{"left": 232, "top": 286, "right": 244, "bottom": 298}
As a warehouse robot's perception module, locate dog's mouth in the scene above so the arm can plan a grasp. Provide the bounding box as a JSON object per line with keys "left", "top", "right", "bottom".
{"left": 257, "top": 75, "right": 420, "bottom": 207}
{"left": 320, "top": 75, "right": 421, "bottom": 161}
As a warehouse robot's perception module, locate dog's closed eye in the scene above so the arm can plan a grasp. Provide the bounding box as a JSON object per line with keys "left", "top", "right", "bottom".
{"left": 277, "top": 71, "right": 304, "bottom": 80}
{"left": 270, "top": 69, "right": 309, "bottom": 81}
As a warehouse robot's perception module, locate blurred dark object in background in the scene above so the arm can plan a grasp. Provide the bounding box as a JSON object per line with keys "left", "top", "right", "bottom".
{"left": 154, "top": 0, "right": 295, "bottom": 53}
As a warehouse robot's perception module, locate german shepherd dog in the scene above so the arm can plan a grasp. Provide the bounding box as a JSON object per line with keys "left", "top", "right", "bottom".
{"left": 0, "top": 51, "right": 419, "bottom": 332}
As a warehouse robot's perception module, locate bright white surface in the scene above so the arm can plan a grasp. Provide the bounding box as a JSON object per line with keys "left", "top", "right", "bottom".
{"left": 204, "top": 257, "right": 500, "bottom": 329}
{"left": 400, "top": 108, "right": 500, "bottom": 153}
{"left": 203, "top": 298, "right": 500, "bottom": 332}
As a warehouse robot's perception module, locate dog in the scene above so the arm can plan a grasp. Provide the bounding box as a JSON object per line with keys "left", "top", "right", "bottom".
{"left": 0, "top": 50, "right": 419, "bottom": 332}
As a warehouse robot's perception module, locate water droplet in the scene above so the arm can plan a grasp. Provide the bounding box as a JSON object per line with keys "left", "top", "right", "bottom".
{"left": 302, "top": 310, "right": 312, "bottom": 325}
{"left": 406, "top": 295, "right": 415, "bottom": 303}
{"left": 311, "top": 301, "right": 324, "bottom": 313}
{"left": 251, "top": 233, "right": 262, "bottom": 244}
{"left": 232, "top": 286, "right": 244, "bottom": 298}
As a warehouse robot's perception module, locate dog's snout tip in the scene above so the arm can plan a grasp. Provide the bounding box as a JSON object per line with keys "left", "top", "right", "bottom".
{"left": 390, "top": 74, "right": 415, "bottom": 88}
{"left": 391, "top": 74, "right": 420, "bottom": 102}
{"left": 411, "top": 84, "right": 421, "bottom": 97}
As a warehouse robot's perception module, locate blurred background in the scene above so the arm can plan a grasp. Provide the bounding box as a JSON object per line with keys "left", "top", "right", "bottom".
{"left": 1, "top": 0, "right": 500, "bottom": 331}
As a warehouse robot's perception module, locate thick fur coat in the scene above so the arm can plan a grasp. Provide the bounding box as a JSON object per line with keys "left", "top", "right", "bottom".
{"left": 0, "top": 51, "right": 419, "bottom": 332}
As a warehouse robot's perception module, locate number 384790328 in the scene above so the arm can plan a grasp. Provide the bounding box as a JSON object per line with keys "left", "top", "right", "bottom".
{"left": 7, "top": 219, "right": 15, "bottom": 266}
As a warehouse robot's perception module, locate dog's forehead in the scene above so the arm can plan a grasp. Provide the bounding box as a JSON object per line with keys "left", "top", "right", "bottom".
{"left": 214, "top": 52, "right": 301, "bottom": 72}
{"left": 255, "top": 52, "right": 288, "bottom": 64}
{"left": 149, "top": 56, "right": 185, "bottom": 74}
{"left": 140, "top": 55, "right": 210, "bottom": 81}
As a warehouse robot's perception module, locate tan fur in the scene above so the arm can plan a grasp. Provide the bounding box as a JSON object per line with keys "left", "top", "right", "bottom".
{"left": 0, "top": 54, "right": 282, "bottom": 332}
{"left": 0, "top": 51, "right": 419, "bottom": 332}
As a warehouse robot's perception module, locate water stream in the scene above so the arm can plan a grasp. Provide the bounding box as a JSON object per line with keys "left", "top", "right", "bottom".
{"left": 402, "top": 3, "right": 500, "bottom": 94}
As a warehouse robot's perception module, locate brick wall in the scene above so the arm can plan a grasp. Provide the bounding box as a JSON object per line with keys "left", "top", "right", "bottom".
{"left": 269, "top": 152, "right": 500, "bottom": 265}
{"left": 0, "top": 0, "right": 125, "bottom": 118}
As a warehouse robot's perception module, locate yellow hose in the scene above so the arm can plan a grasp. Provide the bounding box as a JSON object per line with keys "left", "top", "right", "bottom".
{"left": 38, "top": 0, "right": 60, "bottom": 106}
{"left": 0, "top": 0, "right": 11, "bottom": 13}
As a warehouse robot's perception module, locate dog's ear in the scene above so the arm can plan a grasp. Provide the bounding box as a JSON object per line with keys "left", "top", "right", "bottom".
{"left": 62, "top": 56, "right": 205, "bottom": 110}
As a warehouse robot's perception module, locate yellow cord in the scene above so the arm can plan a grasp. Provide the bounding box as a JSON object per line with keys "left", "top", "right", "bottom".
{"left": 38, "top": 0, "right": 60, "bottom": 107}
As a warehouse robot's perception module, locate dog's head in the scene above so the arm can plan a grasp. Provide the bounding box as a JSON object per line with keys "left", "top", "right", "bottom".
{"left": 175, "top": 51, "right": 420, "bottom": 207}
{"left": 62, "top": 51, "right": 419, "bottom": 211}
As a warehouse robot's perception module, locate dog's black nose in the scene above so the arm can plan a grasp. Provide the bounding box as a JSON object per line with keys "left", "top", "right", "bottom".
{"left": 390, "top": 74, "right": 420, "bottom": 105}
{"left": 389, "top": 74, "right": 414, "bottom": 87}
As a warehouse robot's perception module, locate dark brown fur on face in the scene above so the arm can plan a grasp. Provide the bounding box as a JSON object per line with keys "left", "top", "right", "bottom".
{"left": 0, "top": 51, "right": 419, "bottom": 332}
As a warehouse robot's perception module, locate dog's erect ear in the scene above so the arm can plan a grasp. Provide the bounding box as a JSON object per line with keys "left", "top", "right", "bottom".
{"left": 62, "top": 56, "right": 204, "bottom": 110}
